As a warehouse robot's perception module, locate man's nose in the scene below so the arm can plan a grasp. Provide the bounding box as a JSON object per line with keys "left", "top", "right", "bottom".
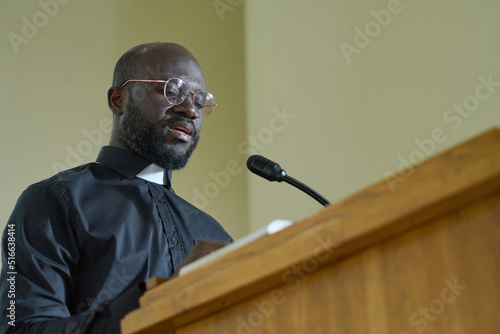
{"left": 170, "top": 94, "right": 199, "bottom": 119}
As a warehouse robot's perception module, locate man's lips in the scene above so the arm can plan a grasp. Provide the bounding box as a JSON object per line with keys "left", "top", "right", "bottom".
{"left": 167, "top": 121, "right": 194, "bottom": 141}
{"left": 171, "top": 127, "right": 191, "bottom": 136}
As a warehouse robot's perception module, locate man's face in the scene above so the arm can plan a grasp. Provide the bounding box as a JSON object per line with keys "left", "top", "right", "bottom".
{"left": 117, "top": 50, "right": 205, "bottom": 170}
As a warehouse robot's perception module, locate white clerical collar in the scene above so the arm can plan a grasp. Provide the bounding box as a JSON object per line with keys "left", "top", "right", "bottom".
{"left": 136, "top": 164, "right": 168, "bottom": 185}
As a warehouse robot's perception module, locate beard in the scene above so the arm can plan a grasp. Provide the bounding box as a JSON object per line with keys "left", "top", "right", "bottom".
{"left": 117, "top": 101, "right": 200, "bottom": 170}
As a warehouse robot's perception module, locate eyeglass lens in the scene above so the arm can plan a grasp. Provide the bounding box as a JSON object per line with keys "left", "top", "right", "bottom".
{"left": 164, "top": 79, "right": 216, "bottom": 116}
{"left": 164, "top": 79, "right": 188, "bottom": 105}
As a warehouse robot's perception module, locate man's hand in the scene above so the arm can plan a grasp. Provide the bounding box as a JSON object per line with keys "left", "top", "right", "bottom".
{"left": 172, "top": 240, "right": 229, "bottom": 277}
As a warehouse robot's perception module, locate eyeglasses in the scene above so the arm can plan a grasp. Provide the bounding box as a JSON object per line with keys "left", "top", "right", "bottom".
{"left": 120, "top": 78, "right": 217, "bottom": 117}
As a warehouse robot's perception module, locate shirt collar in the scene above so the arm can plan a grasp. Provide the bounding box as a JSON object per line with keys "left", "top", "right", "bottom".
{"left": 136, "top": 163, "right": 169, "bottom": 185}
{"left": 96, "top": 146, "right": 172, "bottom": 188}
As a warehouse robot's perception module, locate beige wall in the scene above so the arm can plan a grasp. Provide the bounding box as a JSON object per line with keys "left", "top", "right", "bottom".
{"left": 1, "top": 0, "right": 500, "bottom": 250}
{"left": 245, "top": 0, "right": 500, "bottom": 230}
{"left": 0, "top": 1, "right": 248, "bottom": 242}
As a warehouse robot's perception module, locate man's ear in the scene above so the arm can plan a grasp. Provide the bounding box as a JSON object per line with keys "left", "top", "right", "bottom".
{"left": 107, "top": 86, "right": 128, "bottom": 116}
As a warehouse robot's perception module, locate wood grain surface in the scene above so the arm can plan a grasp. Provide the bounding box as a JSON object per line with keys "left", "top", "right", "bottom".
{"left": 122, "top": 128, "right": 500, "bottom": 334}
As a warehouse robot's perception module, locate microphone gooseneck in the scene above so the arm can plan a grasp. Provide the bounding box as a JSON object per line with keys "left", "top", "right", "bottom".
{"left": 246, "top": 155, "right": 331, "bottom": 207}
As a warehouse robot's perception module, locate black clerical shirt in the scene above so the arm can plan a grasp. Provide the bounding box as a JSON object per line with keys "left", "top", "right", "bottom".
{"left": 0, "top": 146, "right": 232, "bottom": 333}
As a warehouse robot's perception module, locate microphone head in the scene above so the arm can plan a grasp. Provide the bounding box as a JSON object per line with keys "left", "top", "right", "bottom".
{"left": 246, "top": 155, "right": 286, "bottom": 182}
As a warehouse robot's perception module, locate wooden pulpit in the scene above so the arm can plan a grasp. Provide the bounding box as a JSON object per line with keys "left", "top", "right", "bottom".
{"left": 121, "top": 128, "right": 500, "bottom": 333}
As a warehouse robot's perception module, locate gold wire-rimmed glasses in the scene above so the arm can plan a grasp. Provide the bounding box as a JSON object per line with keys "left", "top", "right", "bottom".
{"left": 120, "top": 78, "right": 217, "bottom": 117}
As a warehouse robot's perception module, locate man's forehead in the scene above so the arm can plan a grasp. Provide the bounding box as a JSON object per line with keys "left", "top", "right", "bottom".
{"left": 138, "top": 53, "right": 205, "bottom": 88}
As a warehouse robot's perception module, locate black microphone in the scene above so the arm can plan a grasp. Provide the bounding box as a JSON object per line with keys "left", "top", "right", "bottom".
{"left": 246, "top": 155, "right": 331, "bottom": 207}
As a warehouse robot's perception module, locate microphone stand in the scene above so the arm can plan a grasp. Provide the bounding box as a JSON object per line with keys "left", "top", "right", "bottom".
{"left": 246, "top": 155, "right": 331, "bottom": 207}
{"left": 283, "top": 174, "right": 331, "bottom": 207}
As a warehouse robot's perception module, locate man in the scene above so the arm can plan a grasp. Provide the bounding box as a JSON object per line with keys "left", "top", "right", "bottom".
{"left": 0, "top": 42, "right": 232, "bottom": 333}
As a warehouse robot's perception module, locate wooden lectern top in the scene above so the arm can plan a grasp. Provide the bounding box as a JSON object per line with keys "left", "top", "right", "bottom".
{"left": 122, "top": 128, "right": 500, "bottom": 334}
